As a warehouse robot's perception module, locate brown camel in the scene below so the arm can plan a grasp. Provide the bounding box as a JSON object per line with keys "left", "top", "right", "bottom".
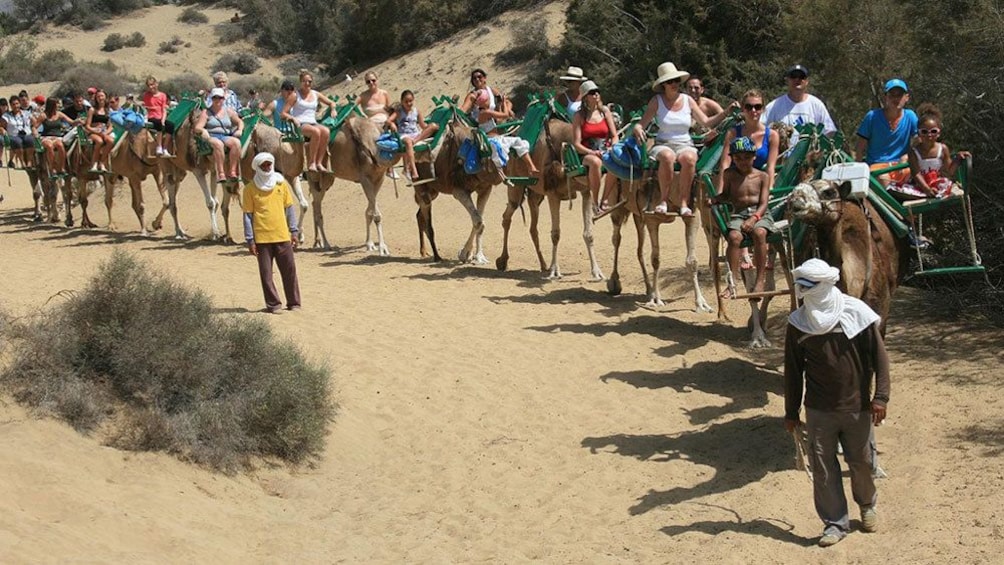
{"left": 495, "top": 119, "right": 604, "bottom": 280}
{"left": 413, "top": 119, "right": 506, "bottom": 263}
{"left": 241, "top": 122, "right": 309, "bottom": 242}
{"left": 604, "top": 173, "right": 713, "bottom": 312}
{"left": 308, "top": 116, "right": 392, "bottom": 253}
{"left": 787, "top": 179, "right": 909, "bottom": 335}
{"left": 104, "top": 130, "right": 168, "bottom": 236}
{"left": 161, "top": 104, "right": 227, "bottom": 240}
{"left": 65, "top": 137, "right": 113, "bottom": 230}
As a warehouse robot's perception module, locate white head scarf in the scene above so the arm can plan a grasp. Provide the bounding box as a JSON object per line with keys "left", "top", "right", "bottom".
{"left": 252, "top": 152, "right": 283, "bottom": 191}
{"left": 787, "top": 258, "right": 880, "bottom": 338}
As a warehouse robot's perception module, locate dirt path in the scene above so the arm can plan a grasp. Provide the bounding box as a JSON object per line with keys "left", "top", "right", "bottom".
{"left": 0, "top": 171, "right": 1001, "bottom": 562}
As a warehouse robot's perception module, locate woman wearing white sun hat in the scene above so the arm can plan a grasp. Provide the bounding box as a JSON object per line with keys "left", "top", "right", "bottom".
{"left": 557, "top": 66, "right": 588, "bottom": 115}
{"left": 633, "top": 62, "right": 734, "bottom": 216}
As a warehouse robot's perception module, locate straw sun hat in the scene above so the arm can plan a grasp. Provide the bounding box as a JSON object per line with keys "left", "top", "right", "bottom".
{"left": 559, "top": 66, "right": 588, "bottom": 81}
{"left": 652, "top": 62, "right": 690, "bottom": 91}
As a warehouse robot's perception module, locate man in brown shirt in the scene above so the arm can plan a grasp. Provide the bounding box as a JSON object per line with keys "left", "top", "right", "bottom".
{"left": 783, "top": 258, "right": 890, "bottom": 548}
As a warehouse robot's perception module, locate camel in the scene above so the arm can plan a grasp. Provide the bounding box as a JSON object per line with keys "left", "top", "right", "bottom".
{"left": 65, "top": 136, "right": 114, "bottom": 230}
{"left": 495, "top": 118, "right": 604, "bottom": 280}
{"left": 104, "top": 130, "right": 168, "bottom": 236}
{"left": 604, "top": 171, "right": 713, "bottom": 312}
{"left": 161, "top": 103, "right": 226, "bottom": 240}
{"left": 242, "top": 122, "right": 309, "bottom": 242}
{"left": 787, "top": 179, "right": 909, "bottom": 335}
{"left": 413, "top": 118, "right": 507, "bottom": 264}
{"left": 308, "top": 116, "right": 392, "bottom": 254}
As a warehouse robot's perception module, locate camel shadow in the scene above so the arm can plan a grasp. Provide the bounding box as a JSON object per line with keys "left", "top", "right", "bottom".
{"left": 400, "top": 265, "right": 544, "bottom": 283}
{"left": 320, "top": 253, "right": 433, "bottom": 268}
{"left": 600, "top": 359, "right": 781, "bottom": 425}
{"left": 954, "top": 420, "right": 1004, "bottom": 457}
{"left": 528, "top": 315, "right": 746, "bottom": 359}
{"left": 660, "top": 517, "right": 814, "bottom": 546}
{"left": 486, "top": 287, "right": 638, "bottom": 317}
{"left": 213, "top": 306, "right": 255, "bottom": 314}
{"left": 581, "top": 415, "right": 790, "bottom": 516}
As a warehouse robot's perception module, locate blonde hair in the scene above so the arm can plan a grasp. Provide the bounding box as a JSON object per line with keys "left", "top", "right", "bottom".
{"left": 212, "top": 71, "right": 229, "bottom": 83}
{"left": 298, "top": 69, "right": 313, "bottom": 81}
{"left": 742, "top": 89, "right": 764, "bottom": 105}
{"left": 364, "top": 71, "right": 378, "bottom": 82}
{"left": 146, "top": 75, "right": 158, "bottom": 85}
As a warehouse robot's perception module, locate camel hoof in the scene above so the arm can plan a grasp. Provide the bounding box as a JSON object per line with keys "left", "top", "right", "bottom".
{"left": 645, "top": 298, "right": 666, "bottom": 308}
{"left": 606, "top": 277, "right": 622, "bottom": 296}
{"left": 32, "top": 213, "right": 44, "bottom": 223}
{"left": 458, "top": 249, "right": 470, "bottom": 262}
{"left": 65, "top": 218, "right": 74, "bottom": 228}
{"left": 174, "top": 232, "right": 190, "bottom": 241}
{"left": 471, "top": 252, "right": 489, "bottom": 265}
{"left": 749, "top": 337, "right": 773, "bottom": 349}
{"left": 378, "top": 245, "right": 391, "bottom": 257}
{"left": 695, "top": 300, "right": 714, "bottom": 314}
{"left": 590, "top": 271, "right": 605, "bottom": 282}
{"left": 495, "top": 256, "right": 508, "bottom": 272}
{"left": 366, "top": 241, "right": 378, "bottom": 252}
{"left": 546, "top": 270, "right": 562, "bottom": 280}
{"left": 151, "top": 220, "right": 163, "bottom": 231}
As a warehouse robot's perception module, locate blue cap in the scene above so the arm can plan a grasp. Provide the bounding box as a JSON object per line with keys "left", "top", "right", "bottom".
{"left": 884, "top": 78, "right": 909, "bottom": 93}
{"left": 730, "top": 136, "right": 757, "bottom": 154}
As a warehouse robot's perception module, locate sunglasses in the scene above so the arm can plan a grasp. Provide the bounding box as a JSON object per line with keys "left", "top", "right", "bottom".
{"left": 919, "top": 128, "right": 941, "bottom": 135}
{"left": 365, "top": 79, "right": 377, "bottom": 84}
{"left": 473, "top": 74, "right": 486, "bottom": 79}
{"left": 744, "top": 103, "right": 764, "bottom": 111}
{"left": 788, "top": 74, "right": 807, "bottom": 80}
{"left": 587, "top": 90, "right": 601, "bottom": 95}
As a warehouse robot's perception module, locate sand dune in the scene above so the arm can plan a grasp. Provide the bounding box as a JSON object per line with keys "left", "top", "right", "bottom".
{"left": 2, "top": 2, "right": 1003, "bottom": 562}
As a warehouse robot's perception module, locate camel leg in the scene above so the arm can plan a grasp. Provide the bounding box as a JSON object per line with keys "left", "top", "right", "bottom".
{"left": 606, "top": 209, "right": 626, "bottom": 296}
{"left": 362, "top": 178, "right": 390, "bottom": 256}
{"left": 454, "top": 190, "right": 485, "bottom": 264}
{"left": 310, "top": 179, "right": 331, "bottom": 250}
{"left": 416, "top": 196, "right": 441, "bottom": 261}
{"left": 105, "top": 177, "right": 118, "bottom": 232}
{"left": 79, "top": 180, "right": 97, "bottom": 229}
{"left": 471, "top": 189, "right": 490, "bottom": 264}
{"left": 62, "top": 179, "right": 75, "bottom": 228}
{"left": 127, "top": 177, "right": 149, "bottom": 237}
{"left": 581, "top": 188, "right": 604, "bottom": 281}
{"left": 634, "top": 214, "right": 651, "bottom": 299}
{"left": 546, "top": 194, "right": 563, "bottom": 279}
{"left": 527, "top": 191, "right": 547, "bottom": 272}
{"left": 165, "top": 175, "right": 190, "bottom": 240}
{"left": 645, "top": 220, "right": 664, "bottom": 306}
{"left": 198, "top": 172, "right": 222, "bottom": 240}
{"left": 221, "top": 187, "right": 237, "bottom": 244}
{"left": 150, "top": 173, "right": 168, "bottom": 233}
{"left": 495, "top": 185, "right": 521, "bottom": 272}
{"left": 685, "top": 215, "right": 713, "bottom": 313}
{"left": 31, "top": 178, "right": 44, "bottom": 223}
{"left": 290, "top": 175, "right": 308, "bottom": 244}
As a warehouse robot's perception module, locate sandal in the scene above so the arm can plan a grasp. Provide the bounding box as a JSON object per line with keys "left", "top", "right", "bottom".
{"left": 653, "top": 202, "right": 668, "bottom": 214}
{"left": 679, "top": 205, "right": 694, "bottom": 217}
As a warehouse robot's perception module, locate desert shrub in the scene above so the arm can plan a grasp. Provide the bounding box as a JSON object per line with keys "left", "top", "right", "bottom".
{"left": 102, "top": 33, "right": 126, "bottom": 51}
{"left": 55, "top": 61, "right": 136, "bottom": 101}
{"left": 178, "top": 7, "right": 209, "bottom": 24}
{"left": 230, "top": 75, "right": 276, "bottom": 100}
{"left": 214, "top": 52, "right": 261, "bottom": 75}
{"left": 0, "top": 37, "right": 39, "bottom": 84}
{"left": 0, "top": 252, "right": 335, "bottom": 472}
{"left": 158, "top": 72, "right": 208, "bottom": 98}
{"left": 125, "top": 31, "right": 146, "bottom": 47}
{"left": 277, "top": 55, "right": 320, "bottom": 78}
{"left": 157, "top": 35, "right": 184, "bottom": 54}
{"left": 78, "top": 13, "right": 106, "bottom": 31}
{"left": 34, "top": 49, "right": 78, "bottom": 81}
{"left": 495, "top": 19, "right": 548, "bottom": 66}
{"left": 215, "top": 21, "right": 244, "bottom": 45}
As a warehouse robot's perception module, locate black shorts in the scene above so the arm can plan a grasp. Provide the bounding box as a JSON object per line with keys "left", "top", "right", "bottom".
{"left": 148, "top": 118, "right": 176, "bottom": 134}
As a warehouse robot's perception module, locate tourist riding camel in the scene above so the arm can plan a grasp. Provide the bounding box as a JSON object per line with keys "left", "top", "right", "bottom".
{"left": 557, "top": 66, "right": 587, "bottom": 115}
{"left": 194, "top": 87, "right": 244, "bottom": 181}
{"left": 854, "top": 78, "right": 917, "bottom": 187}
{"left": 762, "top": 64, "right": 836, "bottom": 150}
{"left": 281, "top": 70, "right": 336, "bottom": 173}
{"left": 84, "top": 90, "right": 115, "bottom": 172}
{"left": 32, "top": 98, "right": 73, "bottom": 178}
{"left": 386, "top": 89, "right": 439, "bottom": 183}
{"left": 570, "top": 80, "right": 618, "bottom": 213}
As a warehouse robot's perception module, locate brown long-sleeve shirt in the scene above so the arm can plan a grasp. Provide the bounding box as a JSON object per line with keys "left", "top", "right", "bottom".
{"left": 784, "top": 323, "right": 890, "bottom": 420}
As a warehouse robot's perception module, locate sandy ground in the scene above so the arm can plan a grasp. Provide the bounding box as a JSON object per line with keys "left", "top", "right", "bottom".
{"left": 2, "top": 1, "right": 1003, "bottom": 562}
{"left": 0, "top": 154, "right": 1002, "bottom": 563}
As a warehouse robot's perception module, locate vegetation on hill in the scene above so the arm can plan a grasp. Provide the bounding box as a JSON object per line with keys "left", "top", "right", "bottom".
{"left": 0, "top": 252, "right": 335, "bottom": 472}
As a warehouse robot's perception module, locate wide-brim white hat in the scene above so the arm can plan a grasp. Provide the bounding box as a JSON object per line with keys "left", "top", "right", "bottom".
{"left": 559, "top": 66, "right": 588, "bottom": 81}
{"left": 579, "top": 80, "right": 600, "bottom": 95}
{"left": 652, "top": 62, "right": 690, "bottom": 91}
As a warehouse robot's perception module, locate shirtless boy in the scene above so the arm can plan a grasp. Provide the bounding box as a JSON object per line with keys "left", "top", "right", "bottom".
{"left": 716, "top": 137, "right": 775, "bottom": 297}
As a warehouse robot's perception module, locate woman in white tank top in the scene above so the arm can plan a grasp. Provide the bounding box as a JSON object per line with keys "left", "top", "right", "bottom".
{"left": 281, "top": 70, "right": 337, "bottom": 172}
{"left": 633, "top": 62, "right": 734, "bottom": 215}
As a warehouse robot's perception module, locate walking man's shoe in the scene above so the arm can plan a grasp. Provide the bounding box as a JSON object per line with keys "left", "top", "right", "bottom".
{"left": 818, "top": 533, "right": 843, "bottom": 547}
{"left": 861, "top": 505, "right": 878, "bottom": 532}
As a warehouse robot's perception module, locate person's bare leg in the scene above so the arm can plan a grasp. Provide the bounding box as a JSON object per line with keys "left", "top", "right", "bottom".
{"left": 656, "top": 149, "right": 676, "bottom": 211}
{"left": 678, "top": 151, "right": 696, "bottom": 214}
{"left": 723, "top": 230, "right": 743, "bottom": 298}
{"left": 752, "top": 227, "right": 768, "bottom": 293}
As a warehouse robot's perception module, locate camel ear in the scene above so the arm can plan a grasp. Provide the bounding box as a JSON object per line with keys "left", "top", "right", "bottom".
{"left": 837, "top": 181, "right": 853, "bottom": 199}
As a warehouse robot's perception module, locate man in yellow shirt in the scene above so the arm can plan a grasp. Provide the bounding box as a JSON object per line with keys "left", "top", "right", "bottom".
{"left": 243, "top": 152, "right": 300, "bottom": 313}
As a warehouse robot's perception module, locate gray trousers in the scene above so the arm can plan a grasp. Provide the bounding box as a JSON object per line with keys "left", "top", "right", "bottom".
{"left": 806, "top": 408, "right": 877, "bottom": 536}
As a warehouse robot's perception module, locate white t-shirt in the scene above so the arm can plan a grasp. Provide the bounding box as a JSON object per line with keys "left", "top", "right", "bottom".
{"left": 761, "top": 93, "right": 836, "bottom": 147}
{"left": 2, "top": 110, "right": 31, "bottom": 136}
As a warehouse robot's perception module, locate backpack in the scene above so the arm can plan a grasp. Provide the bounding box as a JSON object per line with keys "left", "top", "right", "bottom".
{"left": 603, "top": 137, "right": 644, "bottom": 180}
{"left": 459, "top": 138, "right": 481, "bottom": 174}
{"left": 375, "top": 132, "right": 400, "bottom": 162}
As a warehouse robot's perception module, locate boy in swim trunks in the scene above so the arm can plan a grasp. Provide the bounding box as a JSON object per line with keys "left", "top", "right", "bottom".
{"left": 715, "top": 137, "right": 775, "bottom": 297}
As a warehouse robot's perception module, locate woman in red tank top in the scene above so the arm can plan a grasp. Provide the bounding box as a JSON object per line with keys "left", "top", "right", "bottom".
{"left": 572, "top": 80, "right": 618, "bottom": 213}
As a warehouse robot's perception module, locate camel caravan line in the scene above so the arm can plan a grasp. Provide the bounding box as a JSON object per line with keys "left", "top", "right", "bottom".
{"left": 2, "top": 65, "right": 986, "bottom": 347}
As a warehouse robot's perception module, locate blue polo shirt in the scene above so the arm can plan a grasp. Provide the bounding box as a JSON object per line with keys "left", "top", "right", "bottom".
{"left": 855, "top": 108, "right": 918, "bottom": 164}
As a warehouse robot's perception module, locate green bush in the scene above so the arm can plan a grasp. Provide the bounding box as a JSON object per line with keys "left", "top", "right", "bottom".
{"left": 178, "top": 7, "right": 209, "bottom": 24}
{"left": 102, "top": 33, "right": 126, "bottom": 51}
{"left": 215, "top": 21, "right": 244, "bottom": 45}
{"left": 0, "top": 252, "right": 335, "bottom": 472}
{"left": 214, "top": 52, "right": 262, "bottom": 75}
{"left": 158, "top": 72, "right": 207, "bottom": 98}
{"left": 34, "top": 49, "right": 78, "bottom": 80}
{"left": 56, "top": 61, "right": 136, "bottom": 100}
{"left": 157, "top": 35, "right": 184, "bottom": 54}
{"left": 125, "top": 31, "right": 146, "bottom": 47}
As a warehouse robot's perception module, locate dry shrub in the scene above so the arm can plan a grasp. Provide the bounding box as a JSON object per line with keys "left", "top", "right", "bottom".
{"left": 0, "top": 251, "right": 335, "bottom": 472}
{"left": 158, "top": 72, "right": 207, "bottom": 98}
{"left": 214, "top": 52, "right": 261, "bottom": 75}
{"left": 55, "top": 61, "right": 136, "bottom": 100}
{"left": 177, "top": 7, "right": 209, "bottom": 24}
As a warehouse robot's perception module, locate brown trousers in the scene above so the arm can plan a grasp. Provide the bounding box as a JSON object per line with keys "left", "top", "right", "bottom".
{"left": 256, "top": 241, "right": 300, "bottom": 311}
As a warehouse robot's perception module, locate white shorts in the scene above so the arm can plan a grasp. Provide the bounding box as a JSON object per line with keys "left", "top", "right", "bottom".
{"left": 649, "top": 139, "right": 697, "bottom": 161}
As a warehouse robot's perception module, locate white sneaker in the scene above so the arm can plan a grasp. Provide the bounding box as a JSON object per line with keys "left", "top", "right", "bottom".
{"left": 386, "top": 169, "right": 400, "bottom": 180}
{"left": 155, "top": 146, "right": 165, "bottom": 156}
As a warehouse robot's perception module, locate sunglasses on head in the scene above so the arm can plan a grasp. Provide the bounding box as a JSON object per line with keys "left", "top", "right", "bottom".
{"left": 919, "top": 128, "right": 941, "bottom": 135}
{"left": 744, "top": 103, "right": 764, "bottom": 111}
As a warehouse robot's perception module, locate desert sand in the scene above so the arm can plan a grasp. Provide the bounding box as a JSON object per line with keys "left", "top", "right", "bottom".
{"left": 2, "top": 2, "right": 1003, "bottom": 563}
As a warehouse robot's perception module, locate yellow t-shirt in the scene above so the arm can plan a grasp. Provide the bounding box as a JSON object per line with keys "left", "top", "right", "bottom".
{"left": 242, "top": 180, "right": 294, "bottom": 244}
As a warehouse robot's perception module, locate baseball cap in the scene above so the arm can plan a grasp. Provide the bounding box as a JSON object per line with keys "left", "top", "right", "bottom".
{"left": 730, "top": 136, "right": 757, "bottom": 154}
{"left": 86, "top": 86, "right": 97, "bottom": 95}
{"left": 209, "top": 87, "right": 227, "bottom": 99}
{"left": 785, "top": 64, "right": 809, "bottom": 78}
{"left": 884, "top": 78, "right": 909, "bottom": 93}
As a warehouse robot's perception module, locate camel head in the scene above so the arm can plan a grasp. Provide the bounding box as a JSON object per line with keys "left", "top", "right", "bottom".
{"left": 788, "top": 179, "right": 853, "bottom": 225}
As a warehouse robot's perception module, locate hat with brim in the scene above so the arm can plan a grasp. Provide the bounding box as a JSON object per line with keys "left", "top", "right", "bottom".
{"left": 209, "top": 87, "right": 227, "bottom": 99}
{"left": 579, "top": 80, "right": 600, "bottom": 95}
{"left": 884, "top": 78, "right": 908, "bottom": 93}
{"left": 652, "top": 62, "right": 690, "bottom": 92}
{"left": 559, "top": 66, "right": 587, "bottom": 82}
{"left": 786, "top": 64, "right": 809, "bottom": 78}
